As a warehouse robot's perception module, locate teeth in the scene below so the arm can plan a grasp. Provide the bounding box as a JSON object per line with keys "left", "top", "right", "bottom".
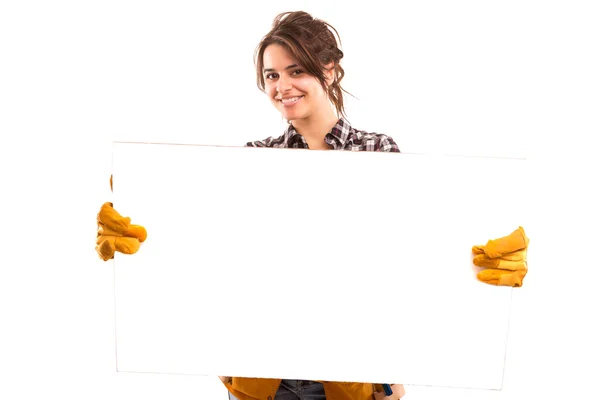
{"left": 281, "top": 96, "right": 302, "bottom": 104}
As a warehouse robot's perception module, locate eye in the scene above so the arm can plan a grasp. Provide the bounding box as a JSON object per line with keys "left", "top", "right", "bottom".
{"left": 291, "top": 69, "right": 303, "bottom": 76}
{"left": 265, "top": 73, "right": 278, "bottom": 80}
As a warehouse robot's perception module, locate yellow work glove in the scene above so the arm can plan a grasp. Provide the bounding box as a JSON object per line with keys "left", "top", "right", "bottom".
{"left": 95, "top": 174, "right": 147, "bottom": 261}
{"left": 472, "top": 227, "right": 529, "bottom": 287}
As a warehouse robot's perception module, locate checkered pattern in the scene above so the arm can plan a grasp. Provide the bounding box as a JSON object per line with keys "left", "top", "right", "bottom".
{"left": 245, "top": 118, "right": 400, "bottom": 152}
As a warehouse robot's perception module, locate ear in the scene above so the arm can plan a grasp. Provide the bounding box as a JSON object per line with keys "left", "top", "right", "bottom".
{"left": 323, "top": 62, "right": 335, "bottom": 86}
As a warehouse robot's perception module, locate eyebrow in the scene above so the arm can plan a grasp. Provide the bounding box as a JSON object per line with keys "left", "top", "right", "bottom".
{"left": 263, "top": 64, "right": 299, "bottom": 74}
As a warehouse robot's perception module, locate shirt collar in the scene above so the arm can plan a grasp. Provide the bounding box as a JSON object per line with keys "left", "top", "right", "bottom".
{"left": 328, "top": 118, "right": 352, "bottom": 147}
{"left": 285, "top": 118, "right": 352, "bottom": 148}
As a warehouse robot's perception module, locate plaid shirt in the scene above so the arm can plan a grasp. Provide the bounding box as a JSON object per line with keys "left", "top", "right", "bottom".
{"left": 245, "top": 118, "right": 400, "bottom": 152}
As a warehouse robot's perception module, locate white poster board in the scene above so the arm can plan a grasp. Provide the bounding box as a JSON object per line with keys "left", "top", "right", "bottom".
{"left": 111, "top": 142, "right": 528, "bottom": 390}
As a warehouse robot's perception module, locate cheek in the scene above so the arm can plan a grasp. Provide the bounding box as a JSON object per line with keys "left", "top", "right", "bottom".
{"left": 265, "top": 85, "right": 277, "bottom": 100}
{"left": 295, "top": 77, "right": 313, "bottom": 93}
{"left": 297, "top": 77, "right": 324, "bottom": 98}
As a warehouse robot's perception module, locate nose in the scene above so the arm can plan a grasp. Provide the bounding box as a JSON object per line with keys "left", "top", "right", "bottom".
{"left": 276, "top": 75, "right": 292, "bottom": 94}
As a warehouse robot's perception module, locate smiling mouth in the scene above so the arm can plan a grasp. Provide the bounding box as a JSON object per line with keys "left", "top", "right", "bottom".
{"left": 280, "top": 96, "right": 304, "bottom": 107}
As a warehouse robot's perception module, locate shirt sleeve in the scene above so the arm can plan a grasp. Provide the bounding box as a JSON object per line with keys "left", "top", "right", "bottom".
{"left": 376, "top": 135, "right": 401, "bottom": 152}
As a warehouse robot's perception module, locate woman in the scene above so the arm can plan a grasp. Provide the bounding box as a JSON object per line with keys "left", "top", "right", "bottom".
{"left": 96, "top": 9, "right": 404, "bottom": 400}
{"left": 219, "top": 10, "right": 404, "bottom": 400}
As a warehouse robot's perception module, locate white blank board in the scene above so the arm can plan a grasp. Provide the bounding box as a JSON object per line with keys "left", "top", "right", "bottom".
{"left": 112, "top": 142, "right": 528, "bottom": 390}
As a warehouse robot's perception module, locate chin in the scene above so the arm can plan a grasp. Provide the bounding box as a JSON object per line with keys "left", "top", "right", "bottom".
{"left": 281, "top": 110, "right": 306, "bottom": 122}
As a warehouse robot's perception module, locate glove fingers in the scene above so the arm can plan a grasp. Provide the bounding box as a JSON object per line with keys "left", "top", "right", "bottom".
{"left": 97, "top": 222, "right": 125, "bottom": 237}
{"left": 471, "top": 245, "right": 485, "bottom": 255}
{"left": 477, "top": 269, "right": 526, "bottom": 287}
{"left": 98, "top": 202, "right": 131, "bottom": 232}
{"left": 483, "top": 226, "right": 529, "bottom": 258}
{"left": 498, "top": 248, "right": 527, "bottom": 261}
{"left": 472, "top": 246, "right": 527, "bottom": 260}
{"left": 115, "top": 237, "right": 141, "bottom": 255}
{"left": 126, "top": 225, "right": 147, "bottom": 242}
{"left": 96, "top": 236, "right": 141, "bottom": 260}
{"left": 473, "top": 255, "right": 527, "bottom": 271}
{"left": 499, "top": 259, "right": 527, "bottom": 271}
{"left": 96, "top": 239, "right": 115, "bottom": 261}
{"left": 473, "top": 254, "right": 500, "bottom": 268}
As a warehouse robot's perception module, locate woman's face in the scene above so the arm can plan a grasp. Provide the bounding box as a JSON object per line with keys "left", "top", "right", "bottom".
{"left": 262, "top": 44, "right": 331, "bottom": 122}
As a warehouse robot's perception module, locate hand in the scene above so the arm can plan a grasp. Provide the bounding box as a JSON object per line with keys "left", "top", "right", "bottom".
{"left": 373, "top": 384, "right": 405, "bottom": 400}
{"left": 95, "top": 202, "right": 147, "bottom": 261}
{"left": 472, "top": 228, "right": 529, "bottom": 287}
{"left": 219, "top": 376, "right": 232, "bottom": 384}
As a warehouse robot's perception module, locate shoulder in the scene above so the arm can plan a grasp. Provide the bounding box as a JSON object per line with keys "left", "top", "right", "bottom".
{"left": 346, "top": 126, "right": 401, "bottom": 153}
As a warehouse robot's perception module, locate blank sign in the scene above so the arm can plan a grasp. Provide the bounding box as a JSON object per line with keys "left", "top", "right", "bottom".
{"left": 111, "top": 142, "right": 527, "bottom": 390}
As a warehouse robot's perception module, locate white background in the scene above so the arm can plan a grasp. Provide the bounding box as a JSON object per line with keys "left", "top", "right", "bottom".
{"left": 1, "top": 1, "right": 599, "bottom": 399}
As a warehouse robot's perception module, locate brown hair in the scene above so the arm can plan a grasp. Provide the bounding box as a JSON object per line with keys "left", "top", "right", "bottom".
{"left": 254, "top": 11, "right": 351, "bottom": 119}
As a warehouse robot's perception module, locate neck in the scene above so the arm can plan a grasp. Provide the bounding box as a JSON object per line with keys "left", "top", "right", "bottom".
{"left": 291, "top": 108, "right": 340, "bottom": 149}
